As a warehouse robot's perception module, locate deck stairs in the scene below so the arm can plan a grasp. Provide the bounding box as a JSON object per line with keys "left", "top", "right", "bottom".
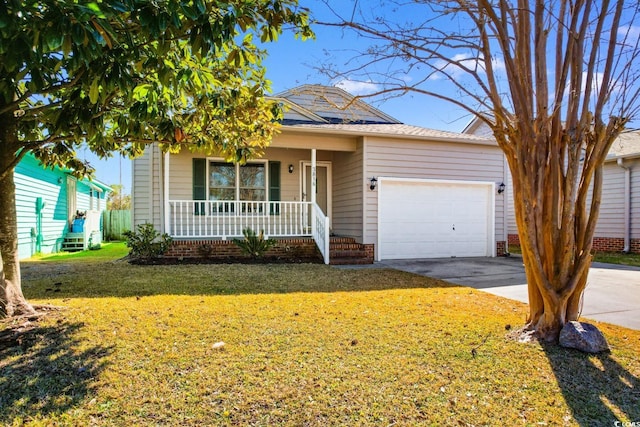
{"left": 61, "top": 232, "right": 85, "bottom": 252}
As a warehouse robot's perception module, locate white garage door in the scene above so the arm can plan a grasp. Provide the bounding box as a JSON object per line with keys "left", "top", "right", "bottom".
{"left": 378, "top": 179, "right": 494, "bottom": 259}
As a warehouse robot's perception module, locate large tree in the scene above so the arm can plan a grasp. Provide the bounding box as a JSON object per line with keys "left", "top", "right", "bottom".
{"left": 0, "top": 0, "right": 311, "bottom": 317}
{"left": 321, "top": 0, "right": 640, "bottom": 341}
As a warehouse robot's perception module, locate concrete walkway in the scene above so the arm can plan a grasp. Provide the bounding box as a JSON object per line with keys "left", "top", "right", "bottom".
{"left": 378, "top": 257, "right": 640, "bottom": 330}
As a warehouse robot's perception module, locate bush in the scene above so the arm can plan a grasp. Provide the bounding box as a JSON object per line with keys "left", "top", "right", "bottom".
{"left": 233, "top": 228, "right": 277, "bottom": 259}
{"left": 123, "top": 223, "right": 173, "bottom": 259}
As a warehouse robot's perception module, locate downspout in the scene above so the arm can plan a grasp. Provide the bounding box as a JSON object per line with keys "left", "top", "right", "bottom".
{"left": 617, "top": 158, "right": 631, "bottom": 253}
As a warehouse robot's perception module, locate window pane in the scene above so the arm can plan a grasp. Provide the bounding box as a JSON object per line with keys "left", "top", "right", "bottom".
{"left": 240, "top": 189, "right": 266, "bottom": 201}
{"left": 209, "top": 188, "right": 235, "bottom": 201}
{"left": 210, "top": 163, "right": 235, "bottom": 187}
{"left": 240, "top": 164, "right": 265, "bottom": 189}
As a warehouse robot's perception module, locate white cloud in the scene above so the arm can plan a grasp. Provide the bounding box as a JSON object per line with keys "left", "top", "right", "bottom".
{"left": 429, "top": 54, "right": 506, "bottom": 80}
{"left": 618, "top": 25, "right": 640, "bottom": 41}
{"left": 334, "top": 79, "right": 382, "bottom": 95}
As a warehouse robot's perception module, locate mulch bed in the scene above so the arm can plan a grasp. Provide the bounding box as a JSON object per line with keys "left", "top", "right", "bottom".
{"left": 128, "top": 256, "right": 324, "bottom": 265}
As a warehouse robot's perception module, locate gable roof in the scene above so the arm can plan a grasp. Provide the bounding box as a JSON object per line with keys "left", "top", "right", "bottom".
{"left": 607, "top": 130, "right": 640, "bottom": 160}
{"left": 275, "top": 84, "right": 402, "bottom": 125}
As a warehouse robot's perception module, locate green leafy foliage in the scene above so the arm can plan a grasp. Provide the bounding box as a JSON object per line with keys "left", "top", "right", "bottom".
{"left": 0, "top": 0, "right": 313, "bottom": 314}
{"left": 233, "top": 227, "right": 277, "bottom": 258}
{"left": 123, "top": 223, "right": 173, "bottom": 259}
{"left": 0, "top": 1, "right": 312, "bottom": 173}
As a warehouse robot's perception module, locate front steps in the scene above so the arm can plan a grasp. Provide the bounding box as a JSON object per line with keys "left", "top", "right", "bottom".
{"left": 329, "top": 237, "right": 374, "bottom": 265}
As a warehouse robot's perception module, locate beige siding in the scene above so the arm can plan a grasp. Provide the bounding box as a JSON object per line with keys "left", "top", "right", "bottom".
{"left": 332, "top": 140, "right": 364, "bottom": 240}
{"left": 507, "top": 158, "right": 640, "bottom": 241}
{"left": 633, "top": 159, "right": 640, "bottom": 239}
{"left": 363, "top": 137, "right": 507, "bottom": 249}
{"left": 132, "top": 144, "right": 163, "bottom": 232}
{"left": 131, "top": 150, "right": 150, "bottom": 225}
{"left": 595, "top": 163, "right": 626, "bottom": 238}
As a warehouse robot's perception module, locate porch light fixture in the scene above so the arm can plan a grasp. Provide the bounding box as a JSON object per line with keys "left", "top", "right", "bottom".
{"left": 497, "top": 182, "right": 506, "bottom": 194}
{"left": 288, "top": 164, "right": 294, "bottom": 174}
{"left": 369, "top": 177, "right": 378, "bottom": 191}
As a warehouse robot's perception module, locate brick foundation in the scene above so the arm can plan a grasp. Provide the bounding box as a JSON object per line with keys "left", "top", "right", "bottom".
{"left": 496, "top": 241, "right": 507, "bottom": 257}
{"left": 165, "top": 238, "right": 323, "bottom": 261}
{"left": 508, "top": 233, "right": 640, "bottom": 254}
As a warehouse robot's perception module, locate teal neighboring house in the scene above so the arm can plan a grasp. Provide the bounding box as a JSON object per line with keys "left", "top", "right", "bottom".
{"left": 14, "top": 154, "right": 112, "bottom": 259}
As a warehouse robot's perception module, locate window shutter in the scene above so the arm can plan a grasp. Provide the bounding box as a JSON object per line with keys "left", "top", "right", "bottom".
{"left": 193, "top": 158, "right": 206, "bottom": 215}
{"left": 269, "top": 161, "right": 281, "bottom": 214}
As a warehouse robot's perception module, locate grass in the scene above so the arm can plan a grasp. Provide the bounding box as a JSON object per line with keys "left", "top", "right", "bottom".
{"left": 1, "top": 253, "right": 639, "bottom": 425}
{"left": 509, "top": 244, "right": 640, "bottom": 267}
{"left": 26, "top": 242, "right": 130, "bottom": 263}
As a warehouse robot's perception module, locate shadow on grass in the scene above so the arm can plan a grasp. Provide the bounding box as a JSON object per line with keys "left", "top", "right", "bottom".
{"left": 0, "top": 320, "right": 113, "bottom": 423}
{"left": 22, "top": 262, "right": 458, "bottom": 300}
{"left": 544, "top": 344, "right": 640, "bottom": 425}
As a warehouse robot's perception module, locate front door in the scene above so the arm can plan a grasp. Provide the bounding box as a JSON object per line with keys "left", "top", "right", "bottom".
{"left": 302, "top": 162, "right": 331, "bottom": 217}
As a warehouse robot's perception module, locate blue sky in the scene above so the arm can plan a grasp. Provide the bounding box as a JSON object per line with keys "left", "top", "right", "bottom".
{"left": 85, "top": 0, "right": 640, "bottom": 194}
{"left": 86, "top": 1, "right": 466, "bottom": 193}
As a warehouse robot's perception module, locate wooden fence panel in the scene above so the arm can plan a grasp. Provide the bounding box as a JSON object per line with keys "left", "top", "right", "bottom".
{"left": 103, "top": 210, "right": 131, "bottom": 241}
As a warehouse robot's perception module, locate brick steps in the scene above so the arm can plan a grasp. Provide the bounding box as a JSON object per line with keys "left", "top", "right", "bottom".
{"left": 329, "top": 237, "right": 374, "bottom": 265}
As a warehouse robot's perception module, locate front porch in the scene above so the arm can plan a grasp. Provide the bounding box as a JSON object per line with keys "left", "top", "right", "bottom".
{"left": 166, "top": 199, "right": 333, "bottom": 263}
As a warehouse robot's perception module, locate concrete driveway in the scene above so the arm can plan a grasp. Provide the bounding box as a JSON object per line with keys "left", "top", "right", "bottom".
{"left": 379, "top": 256, "right": 640, "bottom": 330}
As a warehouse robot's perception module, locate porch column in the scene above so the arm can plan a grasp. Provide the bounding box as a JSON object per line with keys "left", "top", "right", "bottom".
{"left": 311, "top": 149, "right": 317, "bottom": 205}
{"left": 163, "top": 151, "right": 170, "bottom": 235}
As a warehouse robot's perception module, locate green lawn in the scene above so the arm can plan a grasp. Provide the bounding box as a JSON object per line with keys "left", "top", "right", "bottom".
{"left": 1, "top": 252, "right": 639, "bottom": 425}
{"left": 509, "top": 245, "right": 640, "bottom": 267}
{"left": 26, "top": 241, "right": 130, "bottom": 263}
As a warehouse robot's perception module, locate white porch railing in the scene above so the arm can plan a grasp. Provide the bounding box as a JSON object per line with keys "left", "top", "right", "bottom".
{"left": 167, "top": 200, "right": 331, "bottom": 264}
{"left": 312, "top": 202, "right": 330, "bottom": 264}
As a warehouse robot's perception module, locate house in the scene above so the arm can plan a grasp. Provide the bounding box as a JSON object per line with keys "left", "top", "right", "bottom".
{"left": 14, "top": 153, "right": 112, "bottom": 259}
{"left": 463, "top": 118, "right": 640, "bottom": 254}
{"left": 131, "top": 85, "right": 509, "bottom": 264}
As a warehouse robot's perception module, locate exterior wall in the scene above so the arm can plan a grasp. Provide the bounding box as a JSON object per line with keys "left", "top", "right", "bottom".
{"left": 331, "top": 140, "right": 364, "bottom": 240}
{"left": 362, "top": 137, "right": 507, "bottom": 256}
{"left": 14, "top": 155, "right": 110, "bottom": 259}
{"left": 15, "top": 156, "right": 69, "bottom": 259}
{"left": 132, "top": 144, "right": 163, "bottom": 232}
{"left": 132, "top": 143, "right": 339, "bottom": 235}
{"left": 508, "top": 157, "right": 640, "bottom": 253}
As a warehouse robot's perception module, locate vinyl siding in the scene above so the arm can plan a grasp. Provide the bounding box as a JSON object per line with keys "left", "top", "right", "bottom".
{"left": 14, "top": 156, "right": 69, "bottom": 259}
{"left": 595, "top": 163, "right": 626, "bottom": 238}
{"left": 506, "top": 158, "right": 640, "bottom": 241}
{"left": 633, "top": 160, "right": 640, "bottom": 239}
{"left": 133, "top": 146, "right": 338, "bottom": 234}
{"left": 132, "top": 147, "right": 152, "bottom": 227}
{"left": 332, "top": 140, "right": 364, "bottom": 240}
{"left": 14, "top": 155, "right": 110, "bottom": 259}
{"left": 363, "top": 137, "right": 507, "bottom": 249}
{"left": 132, "top": 144, "right": 163, "bottom": 232}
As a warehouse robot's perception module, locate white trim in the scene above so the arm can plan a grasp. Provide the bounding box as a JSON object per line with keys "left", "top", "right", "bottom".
{"left": 300, "top": 160, "right": 332, "bottom": 225}
{"left": 376, "top": 177, "right": 496, "bottom": 261}
{"left": 163, "top": 151, "right": 170, "bottom": 234}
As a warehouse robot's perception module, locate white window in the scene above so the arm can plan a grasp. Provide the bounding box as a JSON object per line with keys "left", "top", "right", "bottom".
{"left": 209, "top": 161, "right": 266, "bottom": 201}
{"left": 208, "top": 161, "right": 267, "bottom": 213}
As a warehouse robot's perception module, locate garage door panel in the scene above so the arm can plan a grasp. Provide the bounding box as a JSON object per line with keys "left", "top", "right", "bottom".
{"left": 379, "top": 180, "right": 493, "bottom": 259}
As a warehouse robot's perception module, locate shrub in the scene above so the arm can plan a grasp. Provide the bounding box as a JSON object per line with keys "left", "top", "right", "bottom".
{"left": 233, "top": 228, "right": 277, "bottom": 259}
{"left": 123, "top": 223, "right": 173, "bottom": 259}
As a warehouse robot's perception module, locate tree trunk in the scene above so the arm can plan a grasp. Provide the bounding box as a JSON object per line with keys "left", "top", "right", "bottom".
{"left": 506, "top": 134, "right": 600, "bottom": 343}
{"left": 0, "top": 115, "right": 36, "bottom": 318}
